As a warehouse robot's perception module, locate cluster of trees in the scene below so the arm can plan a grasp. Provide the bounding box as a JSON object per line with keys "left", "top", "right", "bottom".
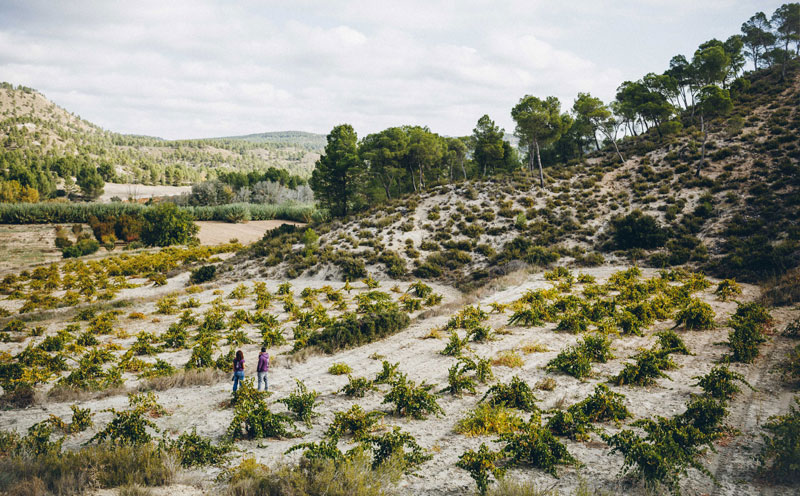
{"left": 0, "top": 150, "right": 113, "bottom": 200}
{"left": 310, "top": 4, "right": 799, "bottom": 216}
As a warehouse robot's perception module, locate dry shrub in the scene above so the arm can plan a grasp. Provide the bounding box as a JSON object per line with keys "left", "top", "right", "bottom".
{"left": 140, "top": 369, "right": 227, "bottom": 392}
{"left": 223, "top": 452, "right": 401, "bottom": 496}
{"left": 761, "top": 269, "right": 800, "bottom": 307}
{"left": 492, "top": 350, "right": 524, "bottom": 368}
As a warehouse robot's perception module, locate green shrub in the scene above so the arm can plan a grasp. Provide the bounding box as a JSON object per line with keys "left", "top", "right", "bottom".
{"left": 578, "top": 334, "right": 614, "bottom": 363}
{"left": 498, "top": 415, "right": 576, "bottom": 476}
{"left": 260, "top": 325, "right": 286, "bottom": 347}
{"left": 655, "top": 329, "right": 692, "bottom": 355}
{"left": 62, "top": 238, "right": 100, "bottom": 258}
{"left": 457, "top": 443, "right": 505, "bottom": 495}
{"left": 546, "top": 347, "right": 591, "bottom": 378}
{"left": 571, "top": 384, "right": 631, "bottom": 423}
{"left": 227, "top": 379, "right": 297, "bottom": 440}
{"left": 89, "top": 409, "right": 159, "bottom": 446}
{"left": 278, "top": 380, "right": 320, "bottom": 427}
{"left": 325, "top": 405, "right": 384, "bottom": 441}
{"left": 441, "top": 331, "right": 469, "bottom": 356}
{"left": 480, "top": 376, "right": 538, "bottom": 412}
{"left": 382, "top": 374, "right": 443, "bottom": 419}
{"left": 692, "top": 365, "right": 752, "bottom": 400}
{"left": 555, "top": 312, "right": 589, "bottom": 333}
{"left": 726, "top": 302, "right": 772, "bottom": 363}
{"left": 758, "top": 397, "right": 800, "bottom": 483}
{"left": 68, "top": 404, "right": 94, "bottom": 433}
{"left": 373, "top": 361, "right": 399, "bottom": 384}
{"left": 339, "top": 376, "right": 375, "bottom": 398}
{"left": 609, "top": 210, "right": 667, "bottom": 250}
{"left": 714, "top": 279, "right": 742, "bottom": 301}
{"left": 604, "top": 414, "right": 721, "bottom": 494}
{"left": 170, "top": 428, "right": 231, "bottom": 467}
{"left": 546, "top": 409, "right": 591, "bottom": 441}
{"left": 610, "top": 349, "right": 673, "bottom": 386}
{"left": 141, "top": 202, "right": 198, "bottom": 247}
{"left": 442, "top": 361, "right": 477, "bottom": 397}
{"left": 365, "top": 426, "right": 432, "bottom": 471}
{"left": 674, "top": 299, "right": 715, "bottom": 330}
{"left": 189, "top": 265, "right": 216, "bottom": 284}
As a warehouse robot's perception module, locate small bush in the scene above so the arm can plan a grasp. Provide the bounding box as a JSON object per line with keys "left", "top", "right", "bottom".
{"left": 480, "top": 376, "right": 538, "bottom": 412}
{"left": 457, "top": 443, "right": 506, "bottom": 495}
{"left": 170, "top": 428, "right": 231, "bottom": 467}
{"left": 328, "top": 362, "right": 352, "bottom": 375}
{"left": 339, "top": 376, "right": 375, "bottom": 398}
{"left": 610, "top": 349, "right": 673, "bottom": 387}
{"left": 227, "top": 379, "right": 297, "bottom": 440}
{"left": 441, "top": 332, "right": 469, "bottom": 357}
{"left": 189, "top": 265, "right": 216, "bottom": 284}
{"left": 365, "top": 426, "right": 432, "bottom": 471}
{"left": 278, "top": 380, "right": 320, "bottom": 427}
{"left": 382, "top": 374, "right": 443, "bottom": 419}
{"left": 692, "top": 365, "right": 752, "bottom": 400}
{"left": 726, "top": 302, "right": 772, "bottom": 363}
{"left": 715, "top": 279, "right": 742, "bottom": 301}
{"left": 674, "top": 299, "right": 715, "bottom": 330}
{"left": 609, "top": 210, "right": 667, "bottom": 250}
{"left": 546, "top": 347, "right": 591, "bottom": 378}
{"left": 758, "top": 397, "right": 800, "bottom": 483}
{"left": 442, "top": 361, "right": 477, "bottom": 397}
{"left": 325, "top": 405, "right": 384, "bottom": 441}
{"left": 655, "top": 329, "right": 692, "bottom": 355}
{"left": 498, "top": 416, "right": 577, "bottom": 476}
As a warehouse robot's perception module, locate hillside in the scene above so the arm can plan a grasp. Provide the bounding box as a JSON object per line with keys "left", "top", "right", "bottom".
{"left": 235, "top": 64, "right": 800, "bottom": 292}
{"left": 0, "top": 83, "right": 322, "bottom": 186}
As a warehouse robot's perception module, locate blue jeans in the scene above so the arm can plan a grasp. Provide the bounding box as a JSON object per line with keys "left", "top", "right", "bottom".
{"left": 232, "top": 371, "right": 245, "bottom": 392}
{"left": 257, "top": 371, "right": 268, "bottom": 391}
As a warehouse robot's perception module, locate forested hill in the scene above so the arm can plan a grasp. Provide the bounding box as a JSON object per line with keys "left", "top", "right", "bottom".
{"left": 0, "top": 83, "right": 321, "bottom": 191}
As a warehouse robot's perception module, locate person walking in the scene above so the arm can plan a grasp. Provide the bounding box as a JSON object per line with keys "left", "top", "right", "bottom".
{"left": 257, "top": 347, "right": 270, "bottom": 392}
{"left": 232, "top": 350, "right": 245, "bottom": 393}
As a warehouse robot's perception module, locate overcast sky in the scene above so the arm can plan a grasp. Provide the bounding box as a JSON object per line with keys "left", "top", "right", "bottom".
{"left": 0, "top": 0, "right": 787, "bottom": 140}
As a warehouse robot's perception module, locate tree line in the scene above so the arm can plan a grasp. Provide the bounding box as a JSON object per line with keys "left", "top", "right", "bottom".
{"left": 311, "top": 3, "right": 799, "bottom": 217}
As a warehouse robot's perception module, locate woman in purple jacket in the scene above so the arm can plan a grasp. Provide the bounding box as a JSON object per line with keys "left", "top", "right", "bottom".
{"left": 257, "top": 347, "right": 269, "bottom": 391}
{"left": 232, "top": 350, "right": 245, "bottom": 392}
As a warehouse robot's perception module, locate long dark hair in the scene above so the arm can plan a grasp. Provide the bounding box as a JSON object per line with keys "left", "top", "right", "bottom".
{"left": 235, "top": 350, "right": 244, "bottom": 361}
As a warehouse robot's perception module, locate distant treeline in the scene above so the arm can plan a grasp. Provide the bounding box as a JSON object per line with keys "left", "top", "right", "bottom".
{"left": 0, "top": 201, "right": 324, "bottom": 224}
{"left": 217, "top": 167, "right": 307, "bottom": 189}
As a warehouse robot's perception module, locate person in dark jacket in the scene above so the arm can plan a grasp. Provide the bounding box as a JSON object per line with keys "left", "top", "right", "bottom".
{"left": 257, "top": 347, "right": 269, "bottom": 391}
{"left": 232, "top": 350, "right": 245, "bottom": 392}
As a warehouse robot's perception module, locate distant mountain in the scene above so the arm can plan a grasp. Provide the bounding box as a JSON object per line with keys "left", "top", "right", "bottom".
{"left": 221, "top": 131, "right": 326, "bottom": 152}
{"left": 0, "top": 83, "right": 320, "bottom": 185}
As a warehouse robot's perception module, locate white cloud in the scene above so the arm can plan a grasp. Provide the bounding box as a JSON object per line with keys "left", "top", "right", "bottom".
{"left": 0, "top": 0, "right": 787, "bottom": 139}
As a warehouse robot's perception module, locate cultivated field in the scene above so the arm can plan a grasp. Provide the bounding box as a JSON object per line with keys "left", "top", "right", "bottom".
{"left": 196, "top": 220, "right": 303, "bottom": 246}
{"left": 0, "top": 251, "right": 797, "bottom": 494}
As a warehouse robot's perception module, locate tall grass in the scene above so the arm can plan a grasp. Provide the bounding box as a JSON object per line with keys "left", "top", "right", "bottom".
{"left": 0, "top": 201, "right": 326, "bottom": 224}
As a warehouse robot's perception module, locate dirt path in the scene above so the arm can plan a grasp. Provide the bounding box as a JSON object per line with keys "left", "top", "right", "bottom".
{"left": 195, "top": 220, "right": 304, "bottom": 245}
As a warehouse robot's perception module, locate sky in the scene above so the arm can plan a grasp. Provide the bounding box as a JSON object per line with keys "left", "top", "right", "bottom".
{"left": 0, "top": 0, "right": 788, "bottom": 140}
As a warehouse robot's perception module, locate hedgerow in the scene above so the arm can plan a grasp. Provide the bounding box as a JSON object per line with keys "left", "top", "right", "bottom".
{"left": 306, "top": 307, "right": 410, "bottom": 354}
